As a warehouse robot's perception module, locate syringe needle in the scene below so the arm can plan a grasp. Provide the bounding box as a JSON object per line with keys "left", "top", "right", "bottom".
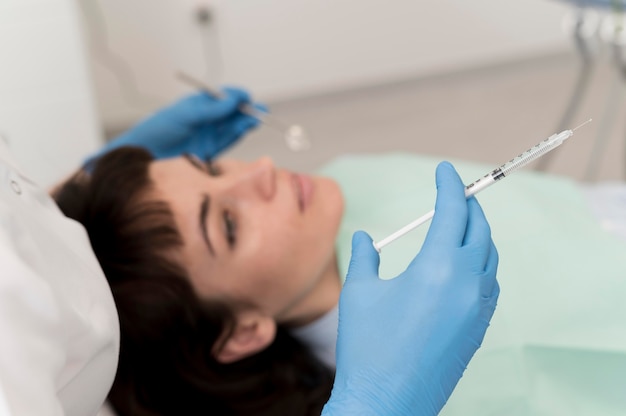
{"left": 572, "top": 118, "right": 593, "bottom": 131}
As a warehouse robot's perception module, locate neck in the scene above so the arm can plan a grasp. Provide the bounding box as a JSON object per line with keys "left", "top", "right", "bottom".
{"left": 279, "top": 253, "right": 342, "bottom": 327}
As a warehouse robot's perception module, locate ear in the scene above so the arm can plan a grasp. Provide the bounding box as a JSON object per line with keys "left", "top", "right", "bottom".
{"left": 214, "top": 310, "right": 277, "bottom": 364}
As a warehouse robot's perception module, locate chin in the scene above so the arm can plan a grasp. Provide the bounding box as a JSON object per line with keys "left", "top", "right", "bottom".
{"left": 317, "top": 177, "right": 344, "bottom": 212}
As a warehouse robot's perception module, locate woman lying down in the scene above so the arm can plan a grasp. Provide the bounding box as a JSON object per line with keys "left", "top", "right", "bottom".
{"left": 54, "top": 147, "right": 626, "bottom": 416}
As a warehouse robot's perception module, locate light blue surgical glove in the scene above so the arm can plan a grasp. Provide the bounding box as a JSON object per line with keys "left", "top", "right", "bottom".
{"left": 322, "top": 161, "right": 499, "bottom": 416}
{"left": 85, "top": 87, "right": 263, "bottom": 168}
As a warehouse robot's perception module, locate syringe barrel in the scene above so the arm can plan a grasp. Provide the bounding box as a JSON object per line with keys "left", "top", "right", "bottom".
{"left": 499, "top": 130, "right": 572, "bottom": 176}
{"left": 372, "top": 127, "right": 580, "bottom": 252}
{"left": 464, "top": 170, "right": 498, "bottom": 197}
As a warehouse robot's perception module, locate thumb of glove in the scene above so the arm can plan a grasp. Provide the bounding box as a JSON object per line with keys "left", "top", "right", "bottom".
{"left": 345, "top": 231, "right": 380, "bottom": 284}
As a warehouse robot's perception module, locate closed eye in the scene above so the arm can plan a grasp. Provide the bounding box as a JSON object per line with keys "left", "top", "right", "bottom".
{"left": 205, "top": 159, "right": 222, "bottom": 176}
{"left": 183, "top": 153, "right": 222, "bottom": 176}
{"left": 223, "top": 211, "right": 237, "bottom": 248}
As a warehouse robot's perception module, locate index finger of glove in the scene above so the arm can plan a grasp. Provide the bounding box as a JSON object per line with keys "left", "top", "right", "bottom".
{"left": 221, "top": 86, "right": 254, "bottom": 108}
{"left": 222, "top": 87, "right": 272, "bottom": 128}
{"left": 423, "top": 162, "right": 469, "bottom": 249}
{"left": 173, "top": 88, "right": 252, "bottom": 126}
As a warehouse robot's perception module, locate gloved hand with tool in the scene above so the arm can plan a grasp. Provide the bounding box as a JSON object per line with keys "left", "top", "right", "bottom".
{"left": 323, "top": 161, "right": 500, "bottom": 416}
{"left": 85, "top": 87, "right": 263, "bottom": 169}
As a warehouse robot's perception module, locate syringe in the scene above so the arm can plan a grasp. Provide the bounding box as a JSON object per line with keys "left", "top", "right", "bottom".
{"left": 373, "top": 119, "right": 593, "bottom": 252}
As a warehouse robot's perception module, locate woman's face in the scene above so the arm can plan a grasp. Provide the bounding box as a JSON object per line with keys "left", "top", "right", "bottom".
{"left": 148, "top": 155, "right": 344, "bottom": 325}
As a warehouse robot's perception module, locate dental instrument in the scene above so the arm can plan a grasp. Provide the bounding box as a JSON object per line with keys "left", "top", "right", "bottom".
{"left": 373, "top": 119, "right": 593, "bottom": 252}
{"left": 176, "top": 71, "right": 311, "bottom": 151}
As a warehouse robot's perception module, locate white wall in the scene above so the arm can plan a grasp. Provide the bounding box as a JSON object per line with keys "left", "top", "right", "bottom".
{"left": 0, "top": 0, "right": 103, "bottom": 187}
{"left": 81, "top": 0, "right": 573, "bottom": 132}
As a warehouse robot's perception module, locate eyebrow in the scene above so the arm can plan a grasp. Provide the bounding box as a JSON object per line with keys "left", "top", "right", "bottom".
{"left": 182, "top": 154, "right": 215, "bottom": 256}
{"left": 200, "top": 194, "right": 215, "bottom": 256}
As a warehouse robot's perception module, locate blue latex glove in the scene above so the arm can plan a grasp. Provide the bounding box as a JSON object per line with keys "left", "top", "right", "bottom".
{"left": 85, "top": 87, "right": 263, "bottom": 167}
{"left": 323, "top": 161, "right": 500, "bottom": 416}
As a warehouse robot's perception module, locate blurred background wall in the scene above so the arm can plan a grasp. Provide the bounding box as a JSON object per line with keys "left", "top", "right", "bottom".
{"left": 0, "top": 0, "right": 103, "bottom": 187}
{"left": 81, "top": 0, "right": 571, "bottom": 131}
{"left": 4, "top": 0, "right": 625, "bottom": 186}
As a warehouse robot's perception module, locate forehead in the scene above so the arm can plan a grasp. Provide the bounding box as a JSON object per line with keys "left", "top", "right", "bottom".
{"left": 149, "top": 157, "right": 196, "bottom": 183}
{"left": 150, "top": 156, "right": 242, "bottom": 178}
{"left": 147, "top": 158, "right": 204, "bottom": 237}
{"left": 148, "top": 157, "right": 216, "bottom": 202}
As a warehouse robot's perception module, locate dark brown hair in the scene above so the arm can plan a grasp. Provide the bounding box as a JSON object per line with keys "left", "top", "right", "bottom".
{"left": 53, "top": 147, "right": 333, "bottom": 416}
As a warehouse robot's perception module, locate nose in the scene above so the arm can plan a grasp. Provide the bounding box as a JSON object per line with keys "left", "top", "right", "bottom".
{"left": 221, "top": 157, "right": 277, "bottom": 201}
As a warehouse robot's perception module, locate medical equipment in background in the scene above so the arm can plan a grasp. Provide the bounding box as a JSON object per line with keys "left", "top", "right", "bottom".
{"left": 176, "top": 71, "right": 311, "bottom": 152}
{"left": 373, "top": 119, "right": 592, "bottom": 252}
{"left": 537, "top": 0, "right": 626, "bottom": 181}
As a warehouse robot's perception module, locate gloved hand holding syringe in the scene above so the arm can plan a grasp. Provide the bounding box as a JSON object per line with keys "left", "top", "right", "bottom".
{"left": 373, "top": 119, "right": 593, "bottom": 252}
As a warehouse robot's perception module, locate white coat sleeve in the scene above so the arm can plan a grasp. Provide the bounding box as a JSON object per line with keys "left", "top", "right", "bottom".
{"left": 0, "top": 141, "right": 120, "bottom": 416}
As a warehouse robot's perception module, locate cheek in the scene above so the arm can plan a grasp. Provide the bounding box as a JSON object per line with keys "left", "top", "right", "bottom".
{"left": 232, "top": 228, "right": 323, "bottom": 308}
{"left": 253, "top": 181, "right": 343, "bottom": 277}
{"left": 251, "top": 176, "right": 341, "bottom": 254}
{"left": 250, "top": 215, "right": 332, "bottom": 272}
{"left": 219, "top": 181, "right": 343, "bottom": 311}
{"left": 244, "top": 230, "right": 305, "bottom": 282}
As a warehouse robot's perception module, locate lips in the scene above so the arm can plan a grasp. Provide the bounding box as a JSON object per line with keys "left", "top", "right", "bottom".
{"left": 292, "top": 173, "right": 313, "bottom": 212}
